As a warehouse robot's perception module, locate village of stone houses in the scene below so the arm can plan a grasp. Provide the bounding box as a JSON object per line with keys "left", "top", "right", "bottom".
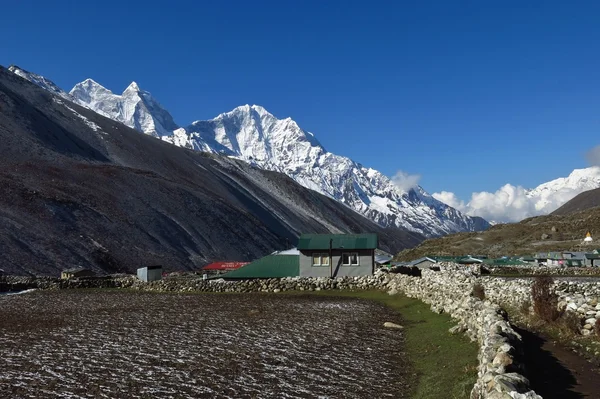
{"left": 5, "top": 227, "right": 600, "bottom": 398}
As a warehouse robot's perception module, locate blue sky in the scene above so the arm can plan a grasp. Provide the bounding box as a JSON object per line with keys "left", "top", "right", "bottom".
{"left": 2, "top": 1, "right": 600, "bottom": 201}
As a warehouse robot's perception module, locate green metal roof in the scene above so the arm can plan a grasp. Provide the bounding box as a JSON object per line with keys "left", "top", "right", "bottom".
{"left": 218, "top": 255, "right": 299, "bottom": 279}
{"left": 297, "top": 233, "right": 378, "bottom": 250}
{"left": 565, "top": 259, "right": 584, "bottom": 266}
{"left": 483, "top": 258, "right": 528, "bottom": 266}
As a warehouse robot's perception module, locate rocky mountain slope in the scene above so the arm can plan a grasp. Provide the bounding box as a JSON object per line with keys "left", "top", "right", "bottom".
{"left": 8, "top": 65, "right": 489, "bottom": 237}
{"left": 394, "top": 207, "right": 600, "bottom": 261}
{"left": 552, "top": 186, "right": 600, "bottom": 215}
{"left": 0, "top": 65, "right": 423, "bottom": 276}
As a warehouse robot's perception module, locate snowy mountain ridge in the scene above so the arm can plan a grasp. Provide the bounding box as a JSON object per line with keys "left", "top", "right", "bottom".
{"left": 527, "top": 167, "right": 600, "bottom": 212}
{"left": 180, "top": 104, "right": 489, "bottom": 236}
{"left": 8, "top": 65, "right": 71, "bottom": 100}
{"left": 9, "top": 66, "right": 489, "bottom": 237}
{"left": 70, "top": 78, "right": 179, "bottom": 138}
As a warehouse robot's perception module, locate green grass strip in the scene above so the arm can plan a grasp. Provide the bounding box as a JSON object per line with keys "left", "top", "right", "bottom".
{"left": 309, "top": 290, "right": 478, "bottom": 399}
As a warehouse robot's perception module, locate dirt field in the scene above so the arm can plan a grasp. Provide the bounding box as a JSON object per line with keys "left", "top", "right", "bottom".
{"left": 0, "top": 291, "right": 410, "bottom": 398}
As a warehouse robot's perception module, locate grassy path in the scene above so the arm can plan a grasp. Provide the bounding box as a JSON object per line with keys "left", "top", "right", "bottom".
{"left": 309, "top": 290, "right": 478, "bottom": 399}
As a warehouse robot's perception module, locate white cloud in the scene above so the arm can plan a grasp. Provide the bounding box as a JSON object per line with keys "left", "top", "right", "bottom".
{"left": 391, "top": 170, "right": 421, "bottom": 193}
{"left": 431, "top": 191, "right": 466, "bottom": 211}
{"left": 433, "top": 183, "right": 587, "bottom": 223}
{"left": 586, "top": 145, "right": 600, "bottom": 166}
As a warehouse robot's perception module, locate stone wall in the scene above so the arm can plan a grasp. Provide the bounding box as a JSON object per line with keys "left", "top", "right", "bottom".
{"left": 480, "top": 276, "right": 600, "bottom": 336}
{"left": 0, "top": 274, "right": 389, "bottom": 293}
{"left": 385, "top": 263, "right": 542, "bottom": 399}
{"left": 487, "top": 266, "right": 600, "bottom": 276}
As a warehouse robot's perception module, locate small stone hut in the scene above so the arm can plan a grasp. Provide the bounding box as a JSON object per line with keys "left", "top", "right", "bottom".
{"left": 137, "top": 265, "right": 163, "bottom": 282}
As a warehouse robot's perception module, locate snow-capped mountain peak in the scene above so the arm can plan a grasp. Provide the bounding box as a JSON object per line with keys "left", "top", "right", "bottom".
{"left": 69, "top": 79, "right": 178, "bottom": 138}
{"left": 527, "top": 166, "right": 600, "bottom": 211}
{"left": 124, "top": 81, "right": 140, "bottom": 93}
{"left": 181, "top": 105, "right": 486, "bottom": 236}
{"left": 8, "top": 65, "right": 489, "bottom": 237}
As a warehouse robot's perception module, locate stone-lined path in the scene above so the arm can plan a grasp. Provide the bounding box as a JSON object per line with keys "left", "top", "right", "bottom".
{"left": 516, "top": 327, "right": 600, "bottom": 399}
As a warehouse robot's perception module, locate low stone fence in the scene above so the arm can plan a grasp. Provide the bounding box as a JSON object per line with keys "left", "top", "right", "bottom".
{"left": 130, "top": 274, "right": 388, "bottom": 292}
{"left": 1, "top": 275, "right": 135, "bottom": 291}
{"left": 0, "top": 274, "right": 389, "bottom": 293}
{"left": 385, "top": 263, "right": 542, "bottom": 399}
{"left": 480, "top": 276, "right": 600, "bottom": 336}
{"left": 487, "top": 266, "right": 600, "bottom": 276}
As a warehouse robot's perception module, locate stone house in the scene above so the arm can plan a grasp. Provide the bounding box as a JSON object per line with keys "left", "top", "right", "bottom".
{"left": 296, "top": 233, "right": 378, "bottom": 278}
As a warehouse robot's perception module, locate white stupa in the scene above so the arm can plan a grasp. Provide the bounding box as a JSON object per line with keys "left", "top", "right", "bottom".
{"left": 584, "top": 231, "right": 593, "bottom": 243}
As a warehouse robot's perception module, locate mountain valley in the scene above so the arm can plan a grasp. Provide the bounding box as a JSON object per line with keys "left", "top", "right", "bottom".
{"left": 0, "top": 65, "right": 423, "bottom": 275}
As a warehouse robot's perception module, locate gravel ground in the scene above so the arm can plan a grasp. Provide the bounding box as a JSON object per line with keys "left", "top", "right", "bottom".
{"left": 0, "top": 291, "right": 410, "bottom": 398}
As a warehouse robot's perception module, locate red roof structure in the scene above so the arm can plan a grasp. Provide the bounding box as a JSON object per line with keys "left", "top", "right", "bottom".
{"left": 202, "top": 261, "right": 249, "bottom": 271}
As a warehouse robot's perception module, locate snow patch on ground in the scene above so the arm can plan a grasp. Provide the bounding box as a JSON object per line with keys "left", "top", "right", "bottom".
{"left": 53, "top": 98, "right": 104, "bottom": 135}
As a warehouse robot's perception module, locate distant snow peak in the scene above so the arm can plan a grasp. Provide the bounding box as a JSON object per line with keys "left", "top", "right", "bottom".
{"left": 69, "top": 78, "right": 178, "bottom": 138}
{"left": 80, "top": 78, "right": 104, "bottom": 88}
{"left": 434, "top": 166, "right": 600, "bottom": 223}
{"left": 124, "top": 81, "right": 140, "bottom": 93}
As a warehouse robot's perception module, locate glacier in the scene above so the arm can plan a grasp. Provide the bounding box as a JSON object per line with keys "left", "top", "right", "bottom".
{"left": 8, "top": 65, "right": 490, "bottom": 237}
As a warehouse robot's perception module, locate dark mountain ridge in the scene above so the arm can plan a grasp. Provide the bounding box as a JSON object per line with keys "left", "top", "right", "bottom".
{"left": 551, "top": 188, "right": 600, "bottom": 215}
{"left": 0, "top": 65, "right": 422, "bottom": 276}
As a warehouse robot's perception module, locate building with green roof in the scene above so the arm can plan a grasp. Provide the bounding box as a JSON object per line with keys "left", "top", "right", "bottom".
{"left": 297, "top": 233, "right": 378, "bottom": 278}
{"left": 218, "top": 255, "right": 299, "bottom": 279}
{"left": 218, "top": 233, "right": 379, "bottom": 279}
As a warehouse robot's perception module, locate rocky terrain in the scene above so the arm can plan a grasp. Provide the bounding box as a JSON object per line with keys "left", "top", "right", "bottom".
{"left": 9, "top": 65, "right": 489, "bottom": 237}
{"left": 0, "top": 291, "right": 410, "bottom": 399}
{"left": 395, "top": 206, "right": 600, "bottom": 260}
{"left": 0, "top": 65, "right": 423, "bottom": 276}
{"left": 552, "top": 186, "right": 600, "bottom": 215}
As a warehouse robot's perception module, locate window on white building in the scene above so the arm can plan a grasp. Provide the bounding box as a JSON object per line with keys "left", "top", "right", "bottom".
{"left": 342, "top": 252, "right": 359, "bottom": 266}
{"left": 312, "top": 253, "right": 330, "bottom": 266}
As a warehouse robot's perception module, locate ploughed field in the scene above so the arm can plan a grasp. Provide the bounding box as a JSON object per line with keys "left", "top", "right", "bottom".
{"left": 0, "top": 291, "right": 410, "bottom": 398}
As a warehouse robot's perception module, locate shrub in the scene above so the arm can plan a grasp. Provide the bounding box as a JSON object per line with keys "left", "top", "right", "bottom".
{"left": 472, "top": 282, "right": 486, "bottom": 300}
{"left": 519, "top": 299, "right": 532, "bottom": 316}
{"left": 559, "top": 311, "right": 581, "bottom": 336}
{"left": 531, "top": 276, "right": 561, "bottom": 322}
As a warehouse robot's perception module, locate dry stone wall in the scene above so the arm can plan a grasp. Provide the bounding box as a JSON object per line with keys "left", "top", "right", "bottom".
{"left": 385, "top": 264, "right": 542, "bottom": 399}
{"left": 481, "top": 276, "right": 600, "bottom": 336}
{"left": 0, "top": 274, "right": 389, "bottom": 293}
{"left": 487, "top": 266, "right": 600, "bottom": 277}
